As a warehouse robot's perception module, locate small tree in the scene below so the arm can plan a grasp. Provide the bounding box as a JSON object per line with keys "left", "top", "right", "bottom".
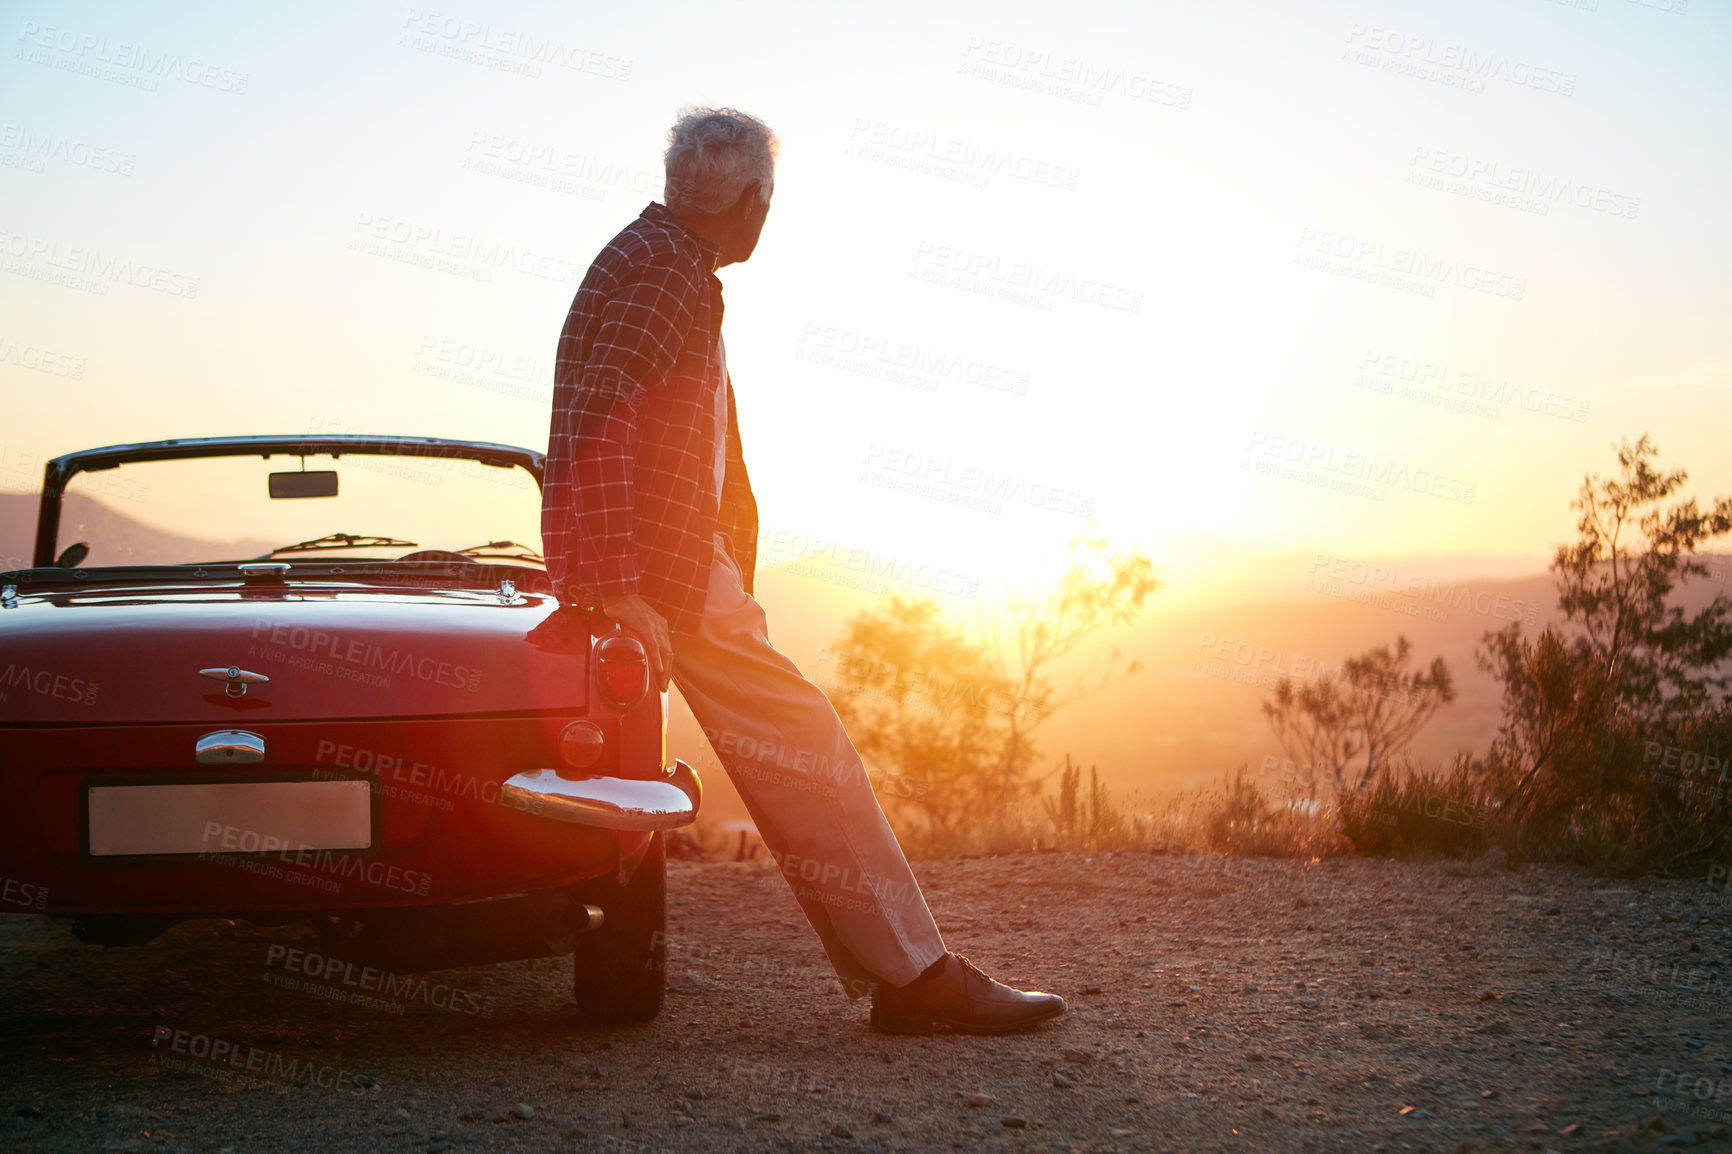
{"left": 1546, "top": 434, "right": 1732, "bottom": 723}
{"left": 1262, "top": 636, "right": 1455, "bottom": 802}
{"left": 822, "top": 532, "right": 1159, "bottom": 854}
{"left": 985, "top": 532, "right": 1160, "bottom": 815}
{"left": 1479, "top": 435, "right": 1732, "bottom": 867}
{"left": 824, "top": 596, "right": 1022, "bottom": 852}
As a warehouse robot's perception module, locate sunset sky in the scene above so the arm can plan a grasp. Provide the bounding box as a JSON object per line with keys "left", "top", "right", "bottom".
{"left": 4, "top": 0, "right": 1729, "bottom": 611}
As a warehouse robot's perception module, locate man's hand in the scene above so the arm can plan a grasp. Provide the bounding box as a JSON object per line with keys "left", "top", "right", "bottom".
{"left": 599, "top": 591, "right": 673, "bottom": 691}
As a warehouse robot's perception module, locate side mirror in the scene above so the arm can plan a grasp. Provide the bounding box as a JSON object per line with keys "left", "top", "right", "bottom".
{"left": 54, "top": 542, "right": 90, "bottom": 569}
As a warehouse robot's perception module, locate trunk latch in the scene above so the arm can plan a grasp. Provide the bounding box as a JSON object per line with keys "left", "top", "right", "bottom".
{"left": 199, "top": 666, "right": 270, "bottom": 698}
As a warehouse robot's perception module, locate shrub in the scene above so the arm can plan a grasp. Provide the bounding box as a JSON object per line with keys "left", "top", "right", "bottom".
{"left": 1195, "top": 766, "right": 1335, "bottom": 859}
{"left": 1337, "top": 755, "right": 1497, "bottom": 859}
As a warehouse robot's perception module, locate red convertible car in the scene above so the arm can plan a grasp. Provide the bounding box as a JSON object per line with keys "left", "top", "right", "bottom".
{"left": 0, "top": 434, "right": 701, "bottom": 1023}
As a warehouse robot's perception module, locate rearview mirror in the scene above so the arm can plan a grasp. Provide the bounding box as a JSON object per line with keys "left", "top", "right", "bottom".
{"left": 268, "top": 471, "right": 339, "bottom": 499}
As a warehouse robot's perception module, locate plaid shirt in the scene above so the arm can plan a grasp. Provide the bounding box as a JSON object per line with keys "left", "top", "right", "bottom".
{"left": 542, "top": 202, "right": 758, "bottom": 635}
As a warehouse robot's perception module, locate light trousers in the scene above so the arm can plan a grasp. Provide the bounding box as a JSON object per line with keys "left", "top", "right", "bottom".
{"left": 671, "top": 534, "right": 948, "bottom": 994}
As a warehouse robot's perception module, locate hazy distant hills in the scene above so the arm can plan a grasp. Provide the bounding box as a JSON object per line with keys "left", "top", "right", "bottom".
{"left": 0, "top": 493, "right": 273, "bottom": 570}
{"left": 734, "top": 557, "right": 1565, "bottom": 805}
{"left": 740, "top": 542, "right": 1732, "bottom": 810}
{"left": 11, "top": 491, "right": 1732, "bottom": 824}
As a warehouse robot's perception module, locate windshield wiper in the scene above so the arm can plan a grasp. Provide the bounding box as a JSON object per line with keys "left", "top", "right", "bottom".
{"left": 260, "top": 532, "right": 419, "bottom": 557}
{"left": 455, "top": 540, "right": 545, "bottom": 563}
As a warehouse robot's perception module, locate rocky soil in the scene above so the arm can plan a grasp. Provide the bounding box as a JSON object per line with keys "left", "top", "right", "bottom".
{"left": 3, "top": 851, "right": 1731, "bottom": 1153}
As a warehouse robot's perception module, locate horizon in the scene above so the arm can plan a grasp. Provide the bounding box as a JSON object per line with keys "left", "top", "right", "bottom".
{"left": 13, "top": 482, "right": 1723, "bottom": 812}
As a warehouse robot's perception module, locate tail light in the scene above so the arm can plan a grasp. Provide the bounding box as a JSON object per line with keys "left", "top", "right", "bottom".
{"left": 596, "top": 633, "right": 649, "bottom": 711}
{"left": 558, "top": 721, "right": 606, "bottom": 777}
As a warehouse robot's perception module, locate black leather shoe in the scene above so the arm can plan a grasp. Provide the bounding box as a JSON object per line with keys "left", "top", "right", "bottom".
{"left": 870, "top": 953, "right": 1066, "bottom": 1035}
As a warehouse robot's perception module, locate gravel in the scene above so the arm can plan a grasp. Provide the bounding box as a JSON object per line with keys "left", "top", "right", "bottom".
{"left": 1, "top": 851, "right": 1729, "bottom": 1151}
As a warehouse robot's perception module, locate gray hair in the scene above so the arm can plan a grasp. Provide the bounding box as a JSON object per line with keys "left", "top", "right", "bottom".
{"left": 663, "top": 106, "right": 777, "bottom": 215}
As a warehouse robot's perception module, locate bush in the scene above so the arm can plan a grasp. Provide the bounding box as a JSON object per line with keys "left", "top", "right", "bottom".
{"left": 1038, "top": 755, "right": 1152, "bottom": 852}
{"left": 1194, "top": 766, "right": 1336, "bottom": 859}
{"left": 1485, "top": 703, "right": 1732, "bottom": 877}
{"left": 1337, "top": 755, "right": 1497, "bottom": 859}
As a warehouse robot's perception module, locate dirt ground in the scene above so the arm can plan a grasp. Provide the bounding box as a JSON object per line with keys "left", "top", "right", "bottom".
{"left": 2, "top": 851, "right": 1729, "bottom": 1154}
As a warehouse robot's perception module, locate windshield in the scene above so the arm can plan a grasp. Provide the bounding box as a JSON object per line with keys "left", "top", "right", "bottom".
{"left": 43, "top": 449, "right": 544, "bottom": 569}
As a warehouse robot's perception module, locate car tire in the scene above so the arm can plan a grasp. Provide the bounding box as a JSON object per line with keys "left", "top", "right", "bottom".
{"left": 572, "top": 832, "right": 666, "bottom": 1024}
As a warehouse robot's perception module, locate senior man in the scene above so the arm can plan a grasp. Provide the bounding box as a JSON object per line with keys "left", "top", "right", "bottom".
{"left": 541, "top": 107, "right": 1064, "bottom": 1034}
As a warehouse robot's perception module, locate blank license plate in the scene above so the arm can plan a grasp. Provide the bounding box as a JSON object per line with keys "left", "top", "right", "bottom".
{"left": 87, "top": 780, "right": 373, "bottom": 857}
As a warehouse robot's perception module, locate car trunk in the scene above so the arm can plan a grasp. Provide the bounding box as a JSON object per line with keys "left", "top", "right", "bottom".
{"left": 0, "top": 579, "right": 585, "bottom": 723}
{"left": 0, "top": 578, "right": 651, "bottom": 915}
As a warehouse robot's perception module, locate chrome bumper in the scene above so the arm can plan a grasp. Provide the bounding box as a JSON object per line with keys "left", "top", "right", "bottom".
{"left": 501, "top": 760, "right": 702, "bottom": 831}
